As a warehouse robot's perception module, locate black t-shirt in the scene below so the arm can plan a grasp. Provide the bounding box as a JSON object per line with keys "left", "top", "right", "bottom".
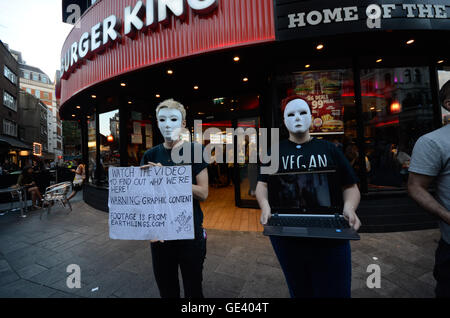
{"left": 258, "top": 138, "right": 358, "bottom": 199}
{"left": 140, "top": 142, "right": 208, "bottom": 239}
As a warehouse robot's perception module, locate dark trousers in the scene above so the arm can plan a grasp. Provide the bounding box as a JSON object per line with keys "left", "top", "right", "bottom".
{"left": 434, "top": 239, "right": 450, "bottom": 298}
{"left": 150, "top": 234, "right": 207, "bottom": 298}
{"left": 270, "top": 236, "right": 352, "bottom": 298}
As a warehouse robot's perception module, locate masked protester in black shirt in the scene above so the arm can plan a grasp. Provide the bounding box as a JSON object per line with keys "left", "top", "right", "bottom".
{"left": 140, "top": 99, "right": 209, "bottom": 298}
{"left": 256, "top": 96, "right": 361, "bottom": 298}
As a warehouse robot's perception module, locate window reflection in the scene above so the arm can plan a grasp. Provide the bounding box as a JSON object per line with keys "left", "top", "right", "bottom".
{"left": 276, "top": 68, "right": 357, "bottom": 167}
{"left": 361, "top": 67, "right": 434, "bottom": 190}
{"left": 87, "top": 117, "right": 96, "bottom": 183}
{"left": 127, "top": 111, "right": 154, "bottom": 167}
{"left": 99, "top": 110, "right": 120, "bottom": 184}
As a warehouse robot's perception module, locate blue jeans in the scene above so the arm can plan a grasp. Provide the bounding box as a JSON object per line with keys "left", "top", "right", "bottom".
{"left": 270, "top": 236, "right": 352, "bottom": 298}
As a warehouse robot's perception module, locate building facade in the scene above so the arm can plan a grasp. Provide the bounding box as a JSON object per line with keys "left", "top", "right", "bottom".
{"left": 0, "top": 41, "right": 31, "bottom": 168}
{"left": 17, "top": 59, "right": 63, "bottom": 160}
{"left": 58, "top": 0, "right": 450, "bottom": 232}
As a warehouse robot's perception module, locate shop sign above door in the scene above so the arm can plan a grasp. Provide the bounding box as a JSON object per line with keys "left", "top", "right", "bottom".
{"left": 61, "top": 0, "right": 218, "bottom": 80}
{"left": 275, "top": 0, "right": 450, "bottom": 41}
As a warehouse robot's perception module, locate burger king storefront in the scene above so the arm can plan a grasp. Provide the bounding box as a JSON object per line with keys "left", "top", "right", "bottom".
{"left": 58, "top": 0, "right": 450, "bottom": 232}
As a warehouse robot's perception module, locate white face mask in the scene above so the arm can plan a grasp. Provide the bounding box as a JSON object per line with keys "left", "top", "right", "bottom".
{"left": 157, "top": 108, "right": 183, "bottom": 141}
{"left": 283, "top": 99, "right": 312, "bottom": 134}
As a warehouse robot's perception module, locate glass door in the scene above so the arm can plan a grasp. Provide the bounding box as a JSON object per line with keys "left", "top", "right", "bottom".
{"left": 235, "top": 117, "right": 260, "bottom": 208}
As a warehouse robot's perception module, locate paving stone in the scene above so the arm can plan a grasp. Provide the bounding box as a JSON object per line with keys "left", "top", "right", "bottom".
{"left": 239, "top": 264, "right": 289, "bottom": 298}
{"left": 256, "top": 253, "right": 280, "bottom": 268}
{"left": 48, "top": 291, "right": 81, "bottom": 298}
{"left": 28, "top": 268, "right": 67, "bottom": 286}
{"left": 0, "top": 197, "right": 442, "bottom": 298}
{"left": 352, "top": 287, "right": 383, "bottom": 298}
{"left": 111, "top": 277, "right": 160, "bottom": 298}
{"left": 417, "top": 271, "right": 436, "bottom": 287}
{"left": 204, "top": 272, "right": 246, "bottom": 294}
{"left": 0, "top": 242, "right": 31, "bottom": 254}
{"left": 215, "top": 257, "right": 257, "bottom": 281}
{"left": 0, "top": 279, "right": 57, "bottom": 298}
{"left": 0, "top": 271, "right": 20, "bottom": 287}
{"left": 17, "top": 264, "right": 48, "bottom": 279}
{"left": 384, "top": 270, "right": 435, "bottom": 298}
{"left": 74, "top": 269, "right": 142, "bottom": 298}
{"left": 115, "top": 251, "right": 153, "bottom": 275}
{"left": 36, "top": 232, "right": 84, "bottom": 250}
{"left": 0, "top": 259, "right": 11, "bottom": 272}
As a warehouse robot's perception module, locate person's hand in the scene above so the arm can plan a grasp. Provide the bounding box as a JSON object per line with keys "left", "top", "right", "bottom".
{"left": 140, "top": 162, "right": 162, "bottom": 169}
{"left": 343, "top": 208, "right": 361, "bottom": 231}
{"left": 260, "top": 206, "right": 272, "bottom": 225}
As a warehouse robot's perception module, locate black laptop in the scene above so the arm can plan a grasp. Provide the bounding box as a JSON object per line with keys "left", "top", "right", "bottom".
{"left": 263, "top": 169, "right": 360, "bottom": 240}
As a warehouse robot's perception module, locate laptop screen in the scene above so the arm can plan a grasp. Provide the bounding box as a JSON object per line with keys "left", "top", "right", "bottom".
{"left": 267, "top": 170, "right": 342, "bottom": 214}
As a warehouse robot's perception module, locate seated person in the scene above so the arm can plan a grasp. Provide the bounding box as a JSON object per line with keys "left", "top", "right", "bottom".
{"left": 17, "top": 166, "right": 44, "bottom": 210}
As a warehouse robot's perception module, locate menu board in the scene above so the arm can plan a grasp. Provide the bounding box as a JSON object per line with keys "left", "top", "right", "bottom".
{"left": 293, "top": 71, "right": 345, "bottom": 134}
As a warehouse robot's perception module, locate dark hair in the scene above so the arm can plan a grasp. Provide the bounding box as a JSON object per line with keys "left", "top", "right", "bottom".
{"left": 281, "top": 96, "right": 311, "bottom": 114}
{"left": 439, "top": 80, "right": 450, "bottom": 105}
{"left": 22, "top": 166, "right": 33, "bottom": 176}
{"left": 75, "top": 158, "right": 85, "bottom": 165}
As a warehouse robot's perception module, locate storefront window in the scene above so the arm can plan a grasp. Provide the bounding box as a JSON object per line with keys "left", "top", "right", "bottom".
{"left": 99, "top": 110, "right": 120, "bottom": 183}
{"left": 238, "top": 117, "right": 259, "bottom": 201}
{"left": 87, "top": 117, "right": 96, "bottom": 183}
{"left": 276, "top": 68, "right": 357, "bottom": 159}
{"left": 439, "top": 69, "right": 450, "bottom": 125}
{"left": 361, "top": 67, "right": 434, "bottom": 190}
{"left": 127, "top": 111, "right": 154, "bottom": 167}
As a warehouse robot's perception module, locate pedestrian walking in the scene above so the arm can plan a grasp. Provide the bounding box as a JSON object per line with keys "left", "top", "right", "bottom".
{"left": 408, "top": 80, "right": 450, "bottom": 298}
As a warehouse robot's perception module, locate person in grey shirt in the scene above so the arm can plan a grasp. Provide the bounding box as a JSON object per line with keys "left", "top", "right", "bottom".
{"left": 408, "top": 80, "right": 450, "bottom": 298}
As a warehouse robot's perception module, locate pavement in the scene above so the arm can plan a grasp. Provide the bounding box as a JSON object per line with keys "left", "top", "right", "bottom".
{"left": 0, "top": 193, "right": 441, "bottom": 298}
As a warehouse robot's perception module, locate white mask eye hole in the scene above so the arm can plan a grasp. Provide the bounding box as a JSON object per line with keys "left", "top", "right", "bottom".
{"left": 171, "top": 118, "right": 178, "bottom": 122}
{"left": 159, "top": 118, "right": 166, "bottom": 123}
{"left": 287, "top": 113, "right": 295, "bottom": 117}
{"left": 300, "top": 111, "right": 308, "bottom": 115}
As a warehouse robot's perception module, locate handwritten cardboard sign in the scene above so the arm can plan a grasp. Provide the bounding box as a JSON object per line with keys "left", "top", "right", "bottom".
{"left": 108, "top": 166, "right": 194, "bottom": 241}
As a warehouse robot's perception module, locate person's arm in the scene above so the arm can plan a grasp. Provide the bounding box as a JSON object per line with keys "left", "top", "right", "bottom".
{"left": 256, "top": 181, "right": 271, "bottom": 225}
{"left": 408, "top": 172, "right": 450, "bottom": 225}
{"left": 342, "top": 184, "right": 361, "bottom": 231}
{"left": 192, "top": 168, "right": 208, "bottom": 202}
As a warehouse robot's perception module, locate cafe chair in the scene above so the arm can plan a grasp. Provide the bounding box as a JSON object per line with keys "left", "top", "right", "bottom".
{"left": 4, "top": 186, "right": 27, "bottom": 218}
{"left": 40, "top": 181, "right": 73, "bottom": 220}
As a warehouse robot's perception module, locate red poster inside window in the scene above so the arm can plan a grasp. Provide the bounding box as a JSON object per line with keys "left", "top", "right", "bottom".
{"left": 293, "top": 71, "right": 345, "bottom": 134}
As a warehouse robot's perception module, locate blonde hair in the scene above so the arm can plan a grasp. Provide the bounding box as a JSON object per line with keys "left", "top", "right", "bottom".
{"left": 156, "top": 99, "right": 186, "bottom": 120}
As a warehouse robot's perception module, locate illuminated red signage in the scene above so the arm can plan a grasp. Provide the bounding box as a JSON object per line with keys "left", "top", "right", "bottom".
{"left": 61, "top": 0, "right": 219, "bottom": 79}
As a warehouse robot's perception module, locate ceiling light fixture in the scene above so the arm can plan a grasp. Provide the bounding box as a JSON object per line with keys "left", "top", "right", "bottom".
{"left": 167, "top": 70, "right": 173, "bottom": 75}
{"left": 406, "top": 39, "right": 415, "bottom": 45}
{"left": 316, "top": 44, "right": 324, "bottom": 50}
{"left": 376, "top": 58, "right": 383, "bottom": 63}
{"left": 234, "top": 56, "right": 240, "bottom": 62}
